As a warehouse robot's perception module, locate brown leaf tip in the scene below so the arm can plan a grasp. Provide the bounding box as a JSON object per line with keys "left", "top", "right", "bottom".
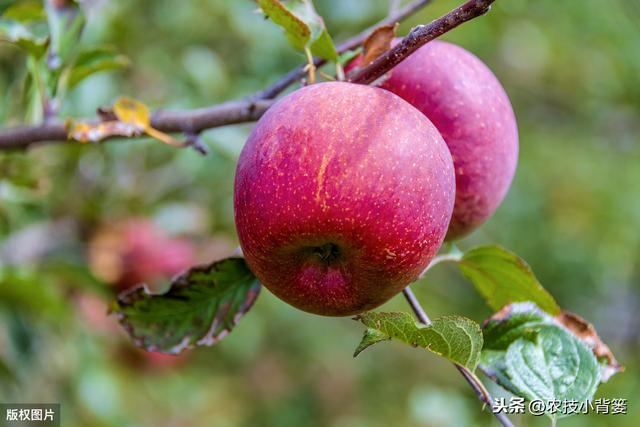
{"left": 556, "top": 310, "right": 624, "bottom": 379}
{"left": 362, "top": 23, "right": 398, "bottom": 67}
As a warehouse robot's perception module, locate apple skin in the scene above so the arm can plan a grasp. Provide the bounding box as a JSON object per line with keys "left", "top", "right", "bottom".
{"left": 234, "top": 82, "right": 455, "bottom": 316}
{"left": 378, "top": 40, "right": 519, "bottom": 240}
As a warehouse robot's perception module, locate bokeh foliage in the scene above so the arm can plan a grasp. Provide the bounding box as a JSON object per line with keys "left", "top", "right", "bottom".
{"left": 0, "top": 0, "right": 638, "bottom": 426}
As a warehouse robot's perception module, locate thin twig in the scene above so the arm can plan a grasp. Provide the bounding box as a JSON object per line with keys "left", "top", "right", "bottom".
{"left": 0, "top": 0, "right": 496, "bottom": 150}
{"left": 402, "top": 288, "right": 432, "bottom": 324}
{"left": 350, "top": 0, "right": 495, "bottom": 84}
{"left": 402, "top": 286, "right": 515, "bottom": 427}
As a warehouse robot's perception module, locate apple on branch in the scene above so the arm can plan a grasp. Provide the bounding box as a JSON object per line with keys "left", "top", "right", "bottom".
{"left": 378, "top": 40, "right": 519, "bottom": 240}
{"left": 234, "top": 82, "right": 455, "bottom": 316}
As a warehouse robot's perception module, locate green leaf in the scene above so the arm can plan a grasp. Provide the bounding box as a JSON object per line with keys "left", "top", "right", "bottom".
{"left": 459, "top": 245, "right": 561, "bottom": 315}
{"left": 0, "top": 2, "right": 48, "bottom": 58}
{"left": 479, "top": 349, "right": 518, "bottom": 393}
{"left": 308, "top": 28, "right": 338, "bottom": 61}
{"left": 67, "top": 45, "right": 129, "bottom": 88}
{"left": 257, "top": 0, "right": 338, "bottom": 61}
{"left": 258, "top": 0, "right": 309, "bottom": 50}
{"left": 2, "top": 1, "right": 45, "bottom": 23}
{"left": 0, "top": 19, "right": 48, "bottom": 57}
{"left": 112, "top": 257, "right": 261, "bottom": 354}
{"left": 353, "top": 328, "right": 390, "bottom": 357}
{"left": 355, "top": 312, "right": 483, "bottom": 370}
{"left": 482, "top": 303, "right": 548, "bottom": 350}
{"left": 480, "top": 302, "right": 602, "bottom": 419}
{"left": 45, "top": 0, "right": 85, "bottom": 67}
{"left": 505, "top": 325, "right": 600, "bottom": 413}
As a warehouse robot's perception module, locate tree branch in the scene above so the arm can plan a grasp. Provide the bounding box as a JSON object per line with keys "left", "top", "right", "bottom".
{"left": 402, "top": 286, "right": 515, "bottom": 427}
{"left": 0, "top": 0, "right": 495, "bottom": 151}
{"left": 0, "top": 99, "right": 276, "bottom": 150}
{"left": 350, "top": 0, "right": 495, "bottom": 84}
{"left": 150, "top": 99, "right": 275, "bottom": 133}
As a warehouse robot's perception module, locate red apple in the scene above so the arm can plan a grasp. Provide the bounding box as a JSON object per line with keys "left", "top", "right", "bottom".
{"left": 234, "top": 82, "right": 455, "bottom": 316}
{"left": 117, "top": 220, "right": 195, "bottom": 290}
{"left": 378, "top": 40, "right": 519, "bottom": 240}
{"left": 89, "top": 219, "right": 196, "bottom": 292}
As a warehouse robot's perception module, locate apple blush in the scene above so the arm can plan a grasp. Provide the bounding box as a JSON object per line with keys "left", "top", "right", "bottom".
{"left": 234, "top": 82, "right": 455, "bottom": 316}
{"left": 379, "top": 40, "right": 519, "bottom": 240}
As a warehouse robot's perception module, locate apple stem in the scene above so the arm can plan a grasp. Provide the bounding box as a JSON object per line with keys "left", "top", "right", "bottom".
{"left": 335, "top": 63, "right": 345, "bottom": 81}
{"left": 402, "top": 286, "right": 515, "bottom": 427}
{"left": 304, "top": 47, "right": 317, "bottom": 84}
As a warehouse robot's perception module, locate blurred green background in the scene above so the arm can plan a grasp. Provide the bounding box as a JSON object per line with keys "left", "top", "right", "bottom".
{"left": 0, "top": 0, "right": 638, "bottom": 426}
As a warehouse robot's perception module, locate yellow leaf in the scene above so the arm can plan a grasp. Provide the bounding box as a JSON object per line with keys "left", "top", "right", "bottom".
{"left": 113, "top": 96, "right": 150, "bottom": 129}
{"left": 112, "top": 96, "right": 183, "bottom": 147}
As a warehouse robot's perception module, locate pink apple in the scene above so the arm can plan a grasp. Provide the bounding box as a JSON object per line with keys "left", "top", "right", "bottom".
{"left": 89, "top": 219, "right": 196, "bottom": 292}
{"left": 117, "top": 220, "right": 195, "bottom": 290}
{"left": 234, "top": 82, "right": 455, "bottom": 316}
{"left": 378, "top": 40, "right": 519, "bottom": 240}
